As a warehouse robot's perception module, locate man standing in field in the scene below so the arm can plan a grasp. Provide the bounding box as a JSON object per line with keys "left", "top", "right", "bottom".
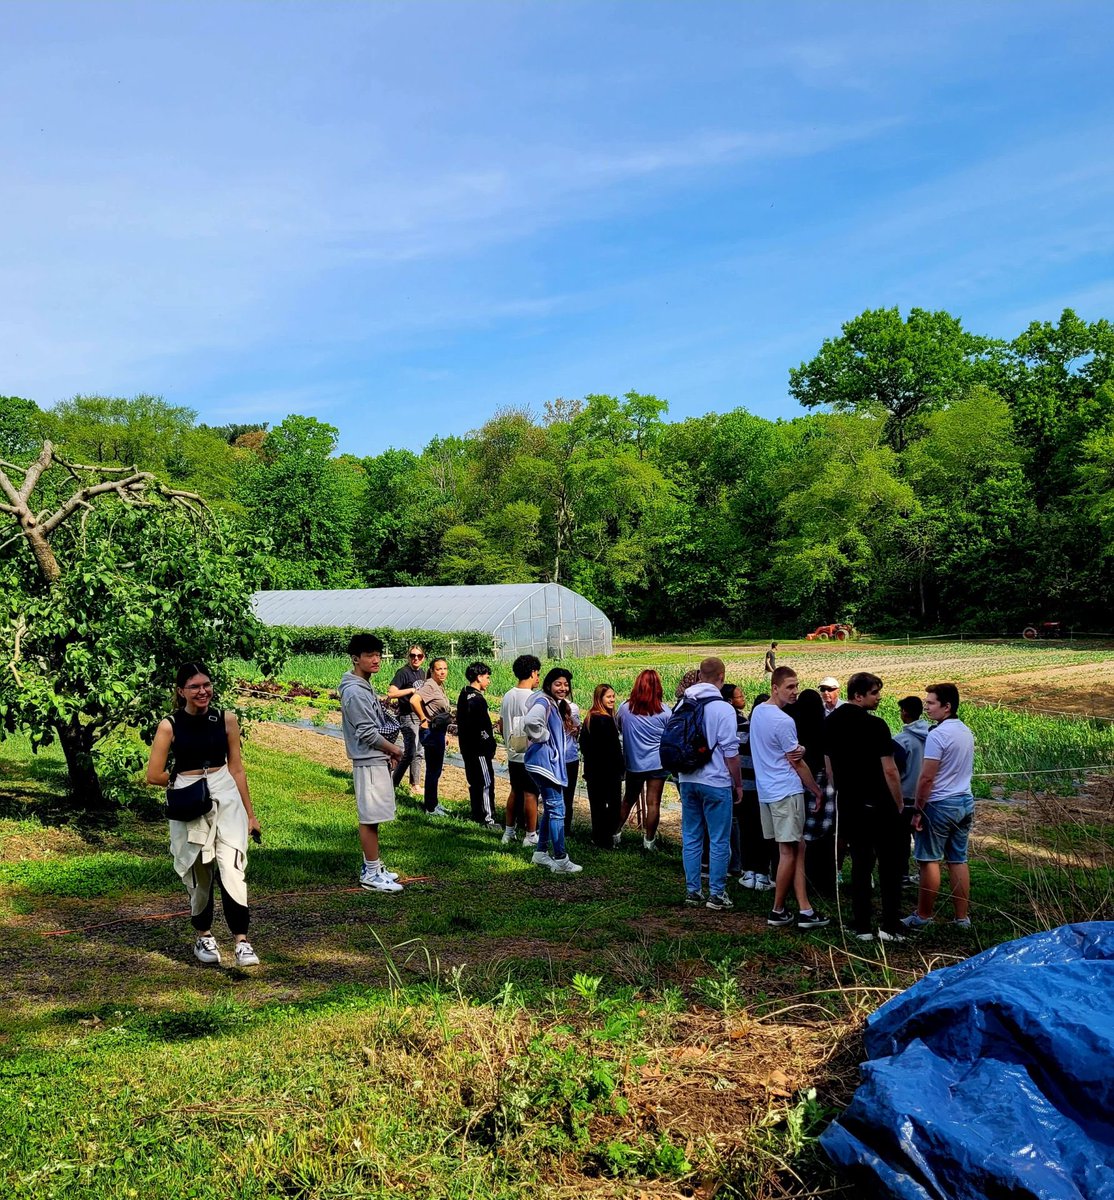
{"left": 496, "top": 654, "right": 541, "bottom": 847}
{"left": 763, "top": 643, "right": 778, "bottom": 680}
{"left": 677, "top": 657, "right": 744, "bottom": 911}
{"left": 819, "top": 677, "right": 844, "bottom": 716}
{"left": 824, "top": 672, "right": 906, "bottom": 942}
{"left": 903, "top": 683, "right": 976, "bottom": 930}
{"left": 457, "top": 661, "right": 498, "bottom": 827}
{"left": 750, "top": 666, "right": 829, "bottom": 930}
{"left": 338, "top": 633, "right": 405, "bottom": 894}
{"left": 387, "top": 643, "right": 426, "bottom": 791}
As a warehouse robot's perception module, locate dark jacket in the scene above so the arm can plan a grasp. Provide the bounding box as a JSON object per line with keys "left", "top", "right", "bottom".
{"left": 456, "top": 685, "right": 496, "bottom": 758}
{"left": 579, "top": 711, "right": 624, "bottom": 783}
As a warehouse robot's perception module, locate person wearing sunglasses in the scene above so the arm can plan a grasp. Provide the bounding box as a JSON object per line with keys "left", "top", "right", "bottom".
{"left": 818, "top": 678, "right": 844, "bottom": 717}
{"left": 387, "top": 644, "right": 427, "bottom": 791}
{"left": 146, "top": 661, "right": 262, "bottom": 968}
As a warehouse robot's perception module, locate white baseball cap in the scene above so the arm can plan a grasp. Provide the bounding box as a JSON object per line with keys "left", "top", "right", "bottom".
{"left": 818, "top": 677, "right": 839, "bottom": 689}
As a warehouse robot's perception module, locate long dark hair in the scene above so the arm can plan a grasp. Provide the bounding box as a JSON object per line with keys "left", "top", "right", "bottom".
{"left": 174, "top": 661, "right": 211, "bottom": 710}
{"left": 542, "top": 667, "right": 575, "bottom": 728}
{"left": 426, "top": 657, "right": 448, "bottom": 680}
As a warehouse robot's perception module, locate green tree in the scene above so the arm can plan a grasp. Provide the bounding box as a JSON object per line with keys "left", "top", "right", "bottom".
{"left": 0, "top": 443, "right": 280, "bottom": 805}
{"left": 237, "top": 415, "right": 359, "bottom": 588}
{"left": 0, "top": 395, "right": 45, "bottom": 459}
{"left": 789, "top": 307, "right": 1002, "bottom": 451}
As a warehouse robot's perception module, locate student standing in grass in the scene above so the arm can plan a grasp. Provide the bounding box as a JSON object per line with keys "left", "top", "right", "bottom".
{"left": 387, "top": 644, "right": 426, "bottom": 791}
{"left": 411, "top": 657, "right": 452, "bottom": 817}
{"left": 338, "top": 634, "right": 405, "bottom": 894}
{"left": 903, "top": 683, "right": 976, "bottom": 930}
{"left": 562, "top": 684, "right": 582, "bottom": 839}
{"left": 615, "top": 669, "right": 671, "bottom": 852}
{"left": 457, "top": 661, "right": 498, "bottom": 827}
{"left": 524, "top": 667, "right": 582, "bottom": 874}
{"left": 147, "top": 661, "right": 263, "bottom": 968}
{"left": 749, "top": 666, "right": 829, "bottom": 931}
{"left": 496, "top": 654, "right": 541, "bottom": 847}
{"left": 579, "top": 684, "right": 624, "bottom": 848}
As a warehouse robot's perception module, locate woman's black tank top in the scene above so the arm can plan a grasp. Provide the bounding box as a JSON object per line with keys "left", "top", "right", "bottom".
{"left": 169, "top": 708, "right": 229, "bottom": 771}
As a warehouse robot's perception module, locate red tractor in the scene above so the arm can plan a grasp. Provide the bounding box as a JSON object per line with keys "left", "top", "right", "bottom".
{"left": 1021, "top": 621, "right": 1063, "bottom": 640}
{"left": 805, "top": 622, "right": 858, "bottom": 642}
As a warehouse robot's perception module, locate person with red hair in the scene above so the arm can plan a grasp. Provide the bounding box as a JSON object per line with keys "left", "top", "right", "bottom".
{"left": 615, "top": 669, "right": 671, "bottom": 851}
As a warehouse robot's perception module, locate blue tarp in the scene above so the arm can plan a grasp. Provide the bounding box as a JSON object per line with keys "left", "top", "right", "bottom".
{"left": 821, "top": 923, "right": 1114, "bottom": 1200}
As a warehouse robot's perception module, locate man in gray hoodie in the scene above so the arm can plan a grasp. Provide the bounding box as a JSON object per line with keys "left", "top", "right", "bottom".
{"left": 894, "top": 695, "right": 931, "bottom": 885}
{"left": 339, "top": 633, "right": 405, "bottom": 894}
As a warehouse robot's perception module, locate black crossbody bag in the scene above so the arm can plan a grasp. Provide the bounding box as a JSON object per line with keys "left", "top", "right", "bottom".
{"left": 165, "top": 772, "right": 214, "bottom": 822}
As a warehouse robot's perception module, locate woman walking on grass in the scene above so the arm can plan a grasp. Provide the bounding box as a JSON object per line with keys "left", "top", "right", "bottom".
{"left": 411, "top": 656, "right": 452, "bottom": 817}
{"left": 146, "top": 662, "right": 262, "bottom": 968}
{"left": 524, "top": 667, "right": 582, "bottom": 874}
{"left": 616, "top": 669, "right": 671, "bottom": 852}
{"left": 579, "top": 684, "right": 624, "bottom": 848}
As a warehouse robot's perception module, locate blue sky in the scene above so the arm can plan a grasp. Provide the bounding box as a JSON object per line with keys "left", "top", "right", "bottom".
{"left": 2, "top": 1, "right": 1113, "bottom": 455}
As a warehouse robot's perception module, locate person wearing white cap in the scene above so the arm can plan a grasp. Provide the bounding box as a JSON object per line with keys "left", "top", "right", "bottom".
{"left": 819, "top": 678, "right": 844, "bottom": 717}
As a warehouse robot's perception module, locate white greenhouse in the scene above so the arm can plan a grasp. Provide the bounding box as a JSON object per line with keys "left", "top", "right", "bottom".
{"left": 252, "top": 584, "right": 613, "bottom": 659}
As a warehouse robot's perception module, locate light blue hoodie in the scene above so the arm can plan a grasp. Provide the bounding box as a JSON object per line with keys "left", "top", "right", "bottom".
{"left": 523, "top": 692, "right": 569, "bottom": 788}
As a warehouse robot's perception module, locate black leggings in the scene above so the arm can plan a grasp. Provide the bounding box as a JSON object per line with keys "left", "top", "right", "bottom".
{"left": 563, "top": 761, "right": 580, "bottom": 836}
{"left": 191, "top": 867, "right": 250, "bottom": 936}
{"left": 420, "top": 725, "right": 447, "bottom": 812}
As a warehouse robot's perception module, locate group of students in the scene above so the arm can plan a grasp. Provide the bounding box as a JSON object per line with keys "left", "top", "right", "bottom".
{"left": 147, "top": 637, "right": 975, "bottom": 967}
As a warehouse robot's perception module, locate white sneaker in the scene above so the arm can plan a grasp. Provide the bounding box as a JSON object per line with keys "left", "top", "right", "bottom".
{"left": 878, "top": 929, "right": 907, "bottom": 943}
{"left": 500, "top": 827, "right": 518, "bottom": 844}
{"left": 612, "top": 832, "right": 622, "bottom": 848}
{"left": 193, "top": 935, "right": 221, "bottom": 965}
{"left": 234, "top": 940, "right": 260, "bottom": 967}
{"left": 531, "top": 850, "right": 554, "bottom": 867}
{"left": 359, "top": 865, "right": 403, "bottom": 893}
{"left": 854, "top": 930, "right": 875, "bottom": 942}
{"left": 549, "top": 857, "right": 582, "bottom": 874}
{"left": 377, "top": 866, "right": 400, "bottom": 881}
{"left": 754, "top": 874, "right": 775, "bottom": 891}
{"left": 522, "top": 831, "right": 539, "bottom": 848}
{"left": 429, "top": 804, "right": 451, "bottom": 818}
{"left": 740, "top": 871, "right": 757, "bottom": 889}
{"left": 642, "top": 838, "right": 657, "bottom": 852}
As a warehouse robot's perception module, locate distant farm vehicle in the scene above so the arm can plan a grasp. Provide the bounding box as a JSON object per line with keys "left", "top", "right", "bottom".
{"left": 1022, "top": 621, "right": 1063, "bottom": 640}
{"left": 805, "top": 623, "right": 858, "bottom": 642}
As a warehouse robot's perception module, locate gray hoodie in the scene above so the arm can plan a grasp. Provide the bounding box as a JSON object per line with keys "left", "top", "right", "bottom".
{"left": 338, "top": 670, "right": 395, "bottom": 764}
{"left": 894, "top": 717, "right": 931, "bottom": 800}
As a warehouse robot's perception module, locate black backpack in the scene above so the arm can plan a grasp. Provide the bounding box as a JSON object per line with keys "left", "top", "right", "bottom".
{"left": 659, "top": 694, "right": 717, "bottom": 774}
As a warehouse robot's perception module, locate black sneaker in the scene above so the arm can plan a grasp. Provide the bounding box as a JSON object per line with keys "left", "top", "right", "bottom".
{"left": 685, "top": 891, "right": 706, "bottom": 906}
{"left": 706, "top": 893, "right": 734, "bottom": 911}
{"left": 796, "top": 910, "right": 831, "bottom": 930}
{"left": 767, "top": 908, "right": 794, "bottom": 928}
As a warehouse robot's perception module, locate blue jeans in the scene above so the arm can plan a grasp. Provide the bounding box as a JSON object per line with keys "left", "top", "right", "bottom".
{"left": 529, "top": 775, "right": 568, "bottom": 861}
{"left": 681, "top": 781, "right": 733, "bottom": 897}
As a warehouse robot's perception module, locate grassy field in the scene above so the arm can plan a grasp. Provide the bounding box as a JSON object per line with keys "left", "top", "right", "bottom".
{"left": 2, "top": 706, "right": 1112, "bottom": 1198}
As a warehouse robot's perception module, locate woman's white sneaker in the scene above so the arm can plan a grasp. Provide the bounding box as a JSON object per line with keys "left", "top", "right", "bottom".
{"left": 193, "top": 935, "right": 221, "bottom": 965}
{"left": 531, "top": 850, "right": 554, "bottom": 867}
{"left": 359, "top": 865, "right": 403, "bottom": 893}
{"left": 549, "top": 857, "right": 582, "bottom": 874}
{"left": 234, "top": 941, "right": 260, "bottom": 967}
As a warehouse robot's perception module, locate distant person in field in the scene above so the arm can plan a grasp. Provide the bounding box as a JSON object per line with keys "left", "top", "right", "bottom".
{"left": 787, "top": 687, "right": 838, "bottom": 900}
{"left": 824, "top": 672, "right": 907, "bottom": 942}
{"left": 749, "top": 666, "right": 829, "bottom": 930}
{"left": 764, "top": 643, "right": 778, "bottom": 680}
{"left": 720, "top": 683, "right": 749, "bottom": 879}
{"left": 146, "top": 661, "right": 263, "bottom": 967}
{"left": 579, "top": 684, "right": 625, "bottom": 848}
{"left": 410, "top": 657, "right": 452, "bottom": 818}
{"left": 496, "top": 654, "right": 541, "bottom": 847}
{"left": 616, "top": 669, "right": 671, "bottom": 852}
{"left": 819, "top": 677, "right": 844, "bottom": 716}
{"left": 456, "top": 661, "right": 498, "bottom": 827}
{"left": 387, "top": 644, "right": 426, "bottom": 791}
{"left": 523, "top": 667, "right": 582, "bottom": 874}
{"left": 678, "top": 657, "right": 743, "bottom": 910}
{"left": 894, "top": 695, "right": 931, "bottom": 883}
{"left": 903, "top": 683, "right": 976, "bottom": 930}
{"left": 337, "top": 634, "right": 405, "bottom": 895}
{"left": 733, "top": 686, "right": 777, "bottom": 892}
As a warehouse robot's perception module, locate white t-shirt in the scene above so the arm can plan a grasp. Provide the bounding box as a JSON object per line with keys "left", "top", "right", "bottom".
{"left": 749, "top": 703, "right": 803, "bottom": 802}
{"left": 500, "top": 686, "right": 536, "bottom": 764}
{"left": 924, "top": 719, "right": 975, "bottom": 802}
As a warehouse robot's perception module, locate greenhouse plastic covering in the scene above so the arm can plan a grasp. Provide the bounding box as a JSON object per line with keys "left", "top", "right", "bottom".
{"left": 252, "top": 584, "right": 612, "bottom": 658}
{"left": 820, "top": 922, "right": 1114, "bottom": 1200}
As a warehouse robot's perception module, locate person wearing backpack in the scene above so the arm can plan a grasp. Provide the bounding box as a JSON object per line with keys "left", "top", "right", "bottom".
{"left": 667, "top": 657, "right": 744, "bottom": 911}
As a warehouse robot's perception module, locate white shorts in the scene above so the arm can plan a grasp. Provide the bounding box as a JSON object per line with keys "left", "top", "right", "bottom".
{"left": 353, "top": 761, "right": 397, "bottom": 825}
